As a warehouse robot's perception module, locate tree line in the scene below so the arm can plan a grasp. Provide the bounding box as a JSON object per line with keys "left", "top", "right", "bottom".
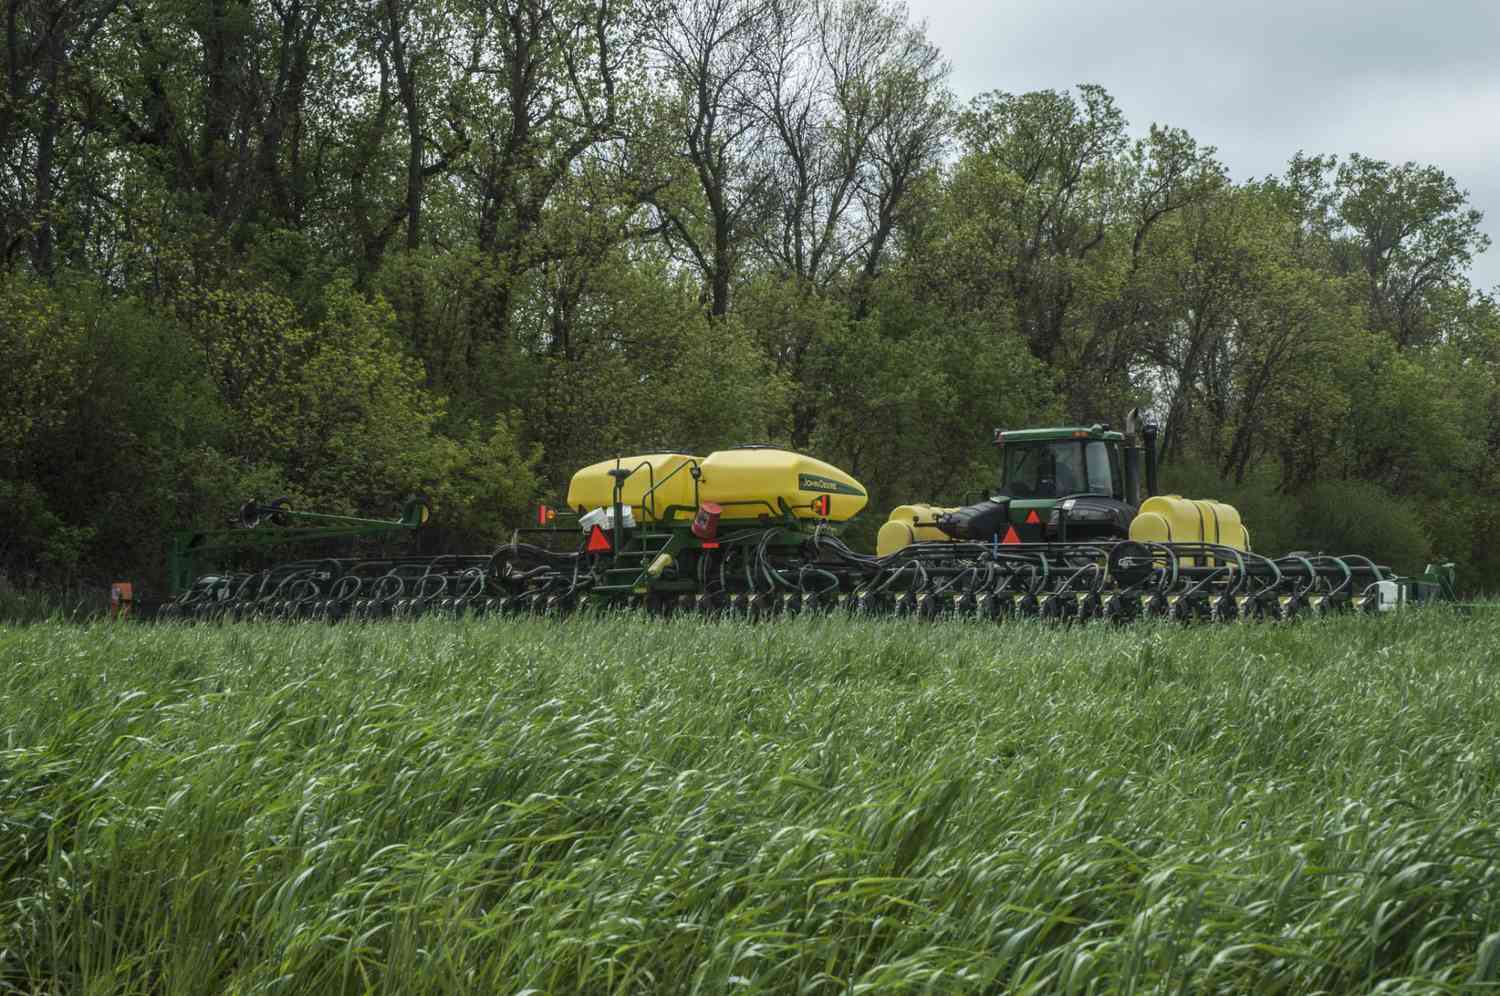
{"left": 2, "top": 0, "right": 1497, "bottom": 594}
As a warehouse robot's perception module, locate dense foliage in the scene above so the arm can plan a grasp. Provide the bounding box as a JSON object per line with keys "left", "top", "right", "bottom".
{"left": 5, "top": 613, "right": 1500, "bottom": 992}
{"left": 2, "top": 0, "right": 1497, "bottom": 593}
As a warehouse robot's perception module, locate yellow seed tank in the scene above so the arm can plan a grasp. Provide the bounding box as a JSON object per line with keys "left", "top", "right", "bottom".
{"left": 566, "top": 447, "right": 868, "bottom": 524}
{"left": 699, "top": 448, "right": 866, "bottom": 522}
{"left": 876, "top": 504, "right": 961, "bottom": 556}
{"left": 1129, "top": 495, "right": 1250, "bottom": 551}
{"left": 567, "top": 453, "right": 704, "bottom": 522}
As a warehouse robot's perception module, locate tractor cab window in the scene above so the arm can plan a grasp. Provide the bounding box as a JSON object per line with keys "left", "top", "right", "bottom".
{"left": 1001, "top": 440, "right": 1121, "bottom": 499}
{"left": 1084, "top": 441, "right": 1115, "bottom": 494}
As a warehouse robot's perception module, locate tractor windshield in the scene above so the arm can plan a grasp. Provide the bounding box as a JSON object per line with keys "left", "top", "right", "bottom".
{"left": 1000, "top": 440, "right": 1120, "bottom": 499}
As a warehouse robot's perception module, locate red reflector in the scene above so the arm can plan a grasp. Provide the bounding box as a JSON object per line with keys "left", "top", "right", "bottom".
{"left": 537, "top": 503, "right": 556, "bottom": 525}
{"left": 692, "top": 501, "right": 722, "bottom": 540}
{"left": 812, "top": 494, "right": 830, "bottom": 517}
{"left": 701, "top": 541, "right": 720, "bottom": 549}
{"left": 586, "top": 525, "right": 612, "bottom": 553}
{"left": 1001, "top": 526, "right": 1021, "bottom": 545}
{"left": 1025, "top": 510, "right": 1042, "bottom": 525}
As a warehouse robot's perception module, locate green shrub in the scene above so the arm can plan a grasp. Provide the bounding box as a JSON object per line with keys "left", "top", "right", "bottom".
{"left": 1290, "top": 479, "right": 1431, "bottom": 574}
{"left": 0, "top": 581, "right": 99, "bottom": 623}
{"left": 1157, "top": 462, "right": 1436, "bottom": 576}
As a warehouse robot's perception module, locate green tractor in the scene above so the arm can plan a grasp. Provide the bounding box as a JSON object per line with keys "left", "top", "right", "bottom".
{"left": 987, "top": 413, "right": 1160, "bottom": 543}
{"left": 876, "top": 412, "right": 1162, "bottom": 554}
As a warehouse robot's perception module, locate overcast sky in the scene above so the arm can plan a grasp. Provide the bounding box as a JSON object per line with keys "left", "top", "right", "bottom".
{"left": 918, "top": 0, "right": 1499, "bottom": 293}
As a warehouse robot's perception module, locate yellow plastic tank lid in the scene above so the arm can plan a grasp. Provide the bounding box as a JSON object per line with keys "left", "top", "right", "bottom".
{"left": 566, "top": 452, "right": 704, "bottom": 521}
{"left": 699, "top": 447, "right": 867, "bottom": 521}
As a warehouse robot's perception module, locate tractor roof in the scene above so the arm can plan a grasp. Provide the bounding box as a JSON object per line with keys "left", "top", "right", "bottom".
{"left": 994, "top": 425, "right": 1126, "bottom": 444}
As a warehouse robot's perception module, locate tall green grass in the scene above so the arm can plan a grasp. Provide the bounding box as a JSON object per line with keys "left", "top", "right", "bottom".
{"left": 0, "top": 586, "right": 98, "bottom": 625}
{"left": 2, "top": 612, "right": 1499, "bottom": 994}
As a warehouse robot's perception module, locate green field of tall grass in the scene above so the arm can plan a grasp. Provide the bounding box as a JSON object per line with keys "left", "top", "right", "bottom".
{"left": 3, "top": 612, "right": 1498, "bottom": 994}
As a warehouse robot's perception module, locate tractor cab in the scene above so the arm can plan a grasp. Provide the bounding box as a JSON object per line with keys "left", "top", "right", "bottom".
{"left": 996, "top": 427, "right": 1126, "bottom": 500}
{"left": 991, "top": 421, "right": 1158, "bottom": 542}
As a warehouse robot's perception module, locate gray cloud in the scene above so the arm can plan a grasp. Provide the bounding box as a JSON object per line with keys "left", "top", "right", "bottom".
{"left": 919, "top": 0, "right": 1499, "bottom": 291}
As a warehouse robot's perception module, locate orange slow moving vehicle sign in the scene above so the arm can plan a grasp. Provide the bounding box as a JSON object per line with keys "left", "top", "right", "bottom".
{"left": 110, "top": 581, "right": 133, "bottom": 619}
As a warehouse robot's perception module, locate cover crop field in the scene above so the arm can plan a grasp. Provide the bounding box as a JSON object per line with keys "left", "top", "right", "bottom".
{"left": 2, "top": 613, "right": 1499, "bottom": 994}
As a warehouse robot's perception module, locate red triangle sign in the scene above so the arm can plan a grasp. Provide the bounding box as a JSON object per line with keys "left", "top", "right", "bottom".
{"left": 1001, "top": 525, "right": 1021, "bottom": 545}
{"left": 1025, "top": 510, "right": 1042, "bottom": 525}
{"left": 586, "top": 525, "right": 612, "bottom": 553}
